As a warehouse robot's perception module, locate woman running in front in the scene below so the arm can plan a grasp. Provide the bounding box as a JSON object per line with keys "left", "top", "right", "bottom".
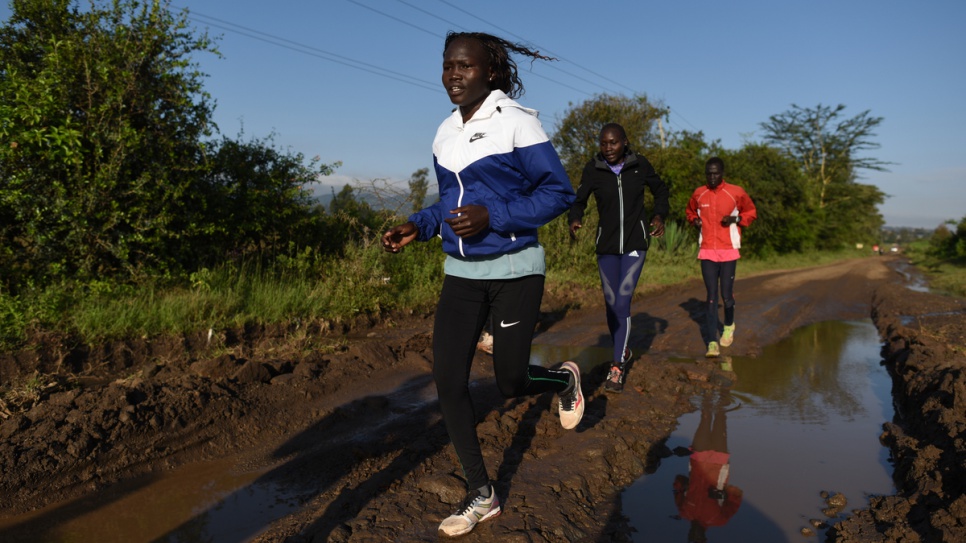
{"left": 381, "top": 31, "right": 583, "bottom": 537}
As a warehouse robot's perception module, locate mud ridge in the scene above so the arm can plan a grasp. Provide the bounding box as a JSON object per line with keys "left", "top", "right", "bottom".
{"left": 828, "top": 285, "right": 966, "bottom": 543}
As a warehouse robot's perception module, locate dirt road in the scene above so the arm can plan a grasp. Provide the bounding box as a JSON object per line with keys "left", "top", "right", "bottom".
{"left": 1, "top": 255, "right": 963, "bottom": 542}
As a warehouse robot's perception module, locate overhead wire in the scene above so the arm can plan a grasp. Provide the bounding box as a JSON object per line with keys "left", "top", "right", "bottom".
{"left": 387, "top": 0, "right": 619, "bottom": 97}
{"left": 425, "top": 0, "right": 700, "bottom": 133}
{"left": 179, "top": 2, "right": 700, "bottom": 133}
{"left": 431, "top": 0, "right": 637, "bottom": 95}
{"left": 181, "top": 8, "right": 443, "bottom": 94}
{"left": 347, "top": 0, "right": 596, "bottom": 97}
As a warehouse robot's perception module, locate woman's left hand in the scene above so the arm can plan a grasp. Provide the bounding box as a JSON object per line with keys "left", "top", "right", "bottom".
{"left": 649, "top": 216, "right": 665, "bottom": 237}
{"left": 445, "top": 204, "right": 490, "bottom": 238}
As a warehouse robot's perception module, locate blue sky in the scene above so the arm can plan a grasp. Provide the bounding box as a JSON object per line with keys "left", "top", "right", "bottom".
{"left": 4, "top": 1, "right": 964, "bottom": 229}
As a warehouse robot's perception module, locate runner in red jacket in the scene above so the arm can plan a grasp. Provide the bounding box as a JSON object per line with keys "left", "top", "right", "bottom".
{"left": 685, "top": 157, "right": 757, "bottom": 357}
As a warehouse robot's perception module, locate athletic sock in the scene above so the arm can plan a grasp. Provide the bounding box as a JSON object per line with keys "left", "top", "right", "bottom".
{"left": 477, "top": 483, "right": 491, "bottom": 498}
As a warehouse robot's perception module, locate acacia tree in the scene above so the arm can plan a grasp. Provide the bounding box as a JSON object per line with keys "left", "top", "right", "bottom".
{"left": 0, "top": 0, "right": 217, "bottom": 287}
{"left": 759, "top": 104, "right": 889, "bottom": 209}
{"left": 759, "top": 104, "right": 888, "bottom": 246}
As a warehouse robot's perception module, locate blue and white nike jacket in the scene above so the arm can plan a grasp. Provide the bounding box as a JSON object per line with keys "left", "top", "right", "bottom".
{"left": 408, "top": 90, "right": 575, "bottom": 258}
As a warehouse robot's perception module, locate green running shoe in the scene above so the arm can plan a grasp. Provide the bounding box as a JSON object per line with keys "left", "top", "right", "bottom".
{"left": 705, "top": 341, "right": 720, "bottom": 358}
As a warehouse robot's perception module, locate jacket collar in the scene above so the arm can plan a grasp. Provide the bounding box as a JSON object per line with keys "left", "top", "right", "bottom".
{"left": 447, "top": 90, "right": 538, "bottom": 128}
{"left": 594, "top": 149, "right": 640, "bottom": 171}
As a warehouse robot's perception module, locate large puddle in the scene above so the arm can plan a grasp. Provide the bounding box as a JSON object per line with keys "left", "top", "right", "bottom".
{"left": 622, "top": 319, "right": 895, "bottom": 541}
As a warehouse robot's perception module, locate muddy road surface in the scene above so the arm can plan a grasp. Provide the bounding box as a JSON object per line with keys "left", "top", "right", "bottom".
{"left": 1, "top": 256, "right": 964, "bottom": 542}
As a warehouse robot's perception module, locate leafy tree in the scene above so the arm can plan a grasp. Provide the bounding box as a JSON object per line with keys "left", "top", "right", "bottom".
{"left": 408, "top": 167, "right": 429, "bottom": 213}
{"left": 329, "top": 184, "right": 371, "bottom": 218}
{"left": 190, "top": 133, "right": 335, "bottom": 266}
{"left": 552, "top": 93, "right": 668, "bottom": 186}
{"left": 647, "top": 130, "right": 714, "bottom": 224}
{"left": 929, "top": 216, "right": 966, "bottom": 260}
{"left": 759, "top": 103, "right": 889, "bottom": 208}
{"left": 723, "top": 143, "right": 815, "bottom": 256}
{"left": 0, "top": 0, "right": 217, "bottom": 286}
{"left": 759, "top": 103, "right": 888, "bottom": 247}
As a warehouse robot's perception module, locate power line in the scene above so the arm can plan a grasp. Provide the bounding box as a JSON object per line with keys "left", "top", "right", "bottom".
{"left": 182, "top": 8, "right": 443, "bottom": 94}
{"left": 431, "top": 0, "right": 637, "bottom": 95}
{"left": 427, "top": 0, "right": 702, "bottom": 133}
{"left": 386, "top": 0, "right": 620, "bottom": 96}
{"left": 345, "top": 0, "right": 596, "bottom": 97}
{"left": 345, "top": 0, "right": 442, "bottom": 40}
{"left": 180, "top": 3, "right": 698, "bottom": 131}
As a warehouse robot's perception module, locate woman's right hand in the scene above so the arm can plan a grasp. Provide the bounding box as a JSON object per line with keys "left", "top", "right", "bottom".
{"left": 569, "top": 219, "right": 582, "bottom": 239}
{"left": 382, "top": 222, "right": 418, "bottom": 253}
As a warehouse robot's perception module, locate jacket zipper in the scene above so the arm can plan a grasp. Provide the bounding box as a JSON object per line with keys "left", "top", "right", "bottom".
{"left": 456, "top": 170, "right": 465, "bottom": 257}
{"left": 617, "top": 173, "right": 624, "bottom": 254}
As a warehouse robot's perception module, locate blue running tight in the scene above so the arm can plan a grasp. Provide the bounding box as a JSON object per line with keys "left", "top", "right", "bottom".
{"left": 597, "top": 252, "right": 646, "bottom": 364}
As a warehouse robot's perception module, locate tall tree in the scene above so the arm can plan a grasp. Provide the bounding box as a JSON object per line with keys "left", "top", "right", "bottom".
{"left": 408, "top": 167, "right": 429, "bottom": 213}
{"left": 0, "top": 0, "right": 218, "bottom": 285}
{"left": 552, "top": 93, "right": 668, "bottom": 187}
{"left": 192, "top": 134, "right": 332, "bottom": 265}
{"left": 759, "top": 103, "right": 889, "bottom": 209}
{"left": 759, "top": 103, "right": 888, "bottom": 247}
{"left": 723, "top": 143, "right": 815, "bottom": 256}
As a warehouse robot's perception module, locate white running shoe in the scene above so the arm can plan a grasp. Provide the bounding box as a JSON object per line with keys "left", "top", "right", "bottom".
{"left": 558, "top": 361, "right": 584, "bottom": 430}
{"left": 438, "top": 484, "right": 501, "bottom": 537}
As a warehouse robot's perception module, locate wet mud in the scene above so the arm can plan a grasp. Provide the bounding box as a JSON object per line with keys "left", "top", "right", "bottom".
{"left": 0, "top": 256, "right": 963, "bottom": 542}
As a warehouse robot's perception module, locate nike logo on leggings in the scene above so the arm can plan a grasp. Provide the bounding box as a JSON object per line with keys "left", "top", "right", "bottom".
{"left": 500, "top": 320, "right": 520, "bottom": 328}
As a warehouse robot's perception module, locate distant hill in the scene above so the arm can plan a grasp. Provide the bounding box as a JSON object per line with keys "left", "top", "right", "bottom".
{"left": 880, "top": 225, "right": 933, "bottom": 243}
{"left": 312, "top": 184, "right": 438, "bottom": 214}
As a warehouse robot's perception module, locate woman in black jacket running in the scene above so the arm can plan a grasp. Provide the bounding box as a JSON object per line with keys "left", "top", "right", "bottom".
{"left": 568, "top": 123, "right": 669, "bottom": 392}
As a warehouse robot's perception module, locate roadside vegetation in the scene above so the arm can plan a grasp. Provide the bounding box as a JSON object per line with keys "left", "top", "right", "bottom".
{"left": 903, "top": 216, "right": 966, "bottom": 298}
{"left": 0, "top": 0, "right": 908, "bottom": 351}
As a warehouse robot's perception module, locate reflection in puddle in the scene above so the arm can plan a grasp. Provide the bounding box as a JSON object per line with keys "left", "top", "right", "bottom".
{"left": 0, "top": 457, "right": 298, "bottom": 543}
{"left": 624, "top": 320, "right": 895, "bottom": 541}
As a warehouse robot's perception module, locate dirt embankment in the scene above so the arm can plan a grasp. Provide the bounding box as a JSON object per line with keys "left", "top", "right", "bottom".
{"left": 828, "top": 281, "right": 966, "bottom": 543}
{"left": 0, "top": 256, "right": 964, "bottom": 542}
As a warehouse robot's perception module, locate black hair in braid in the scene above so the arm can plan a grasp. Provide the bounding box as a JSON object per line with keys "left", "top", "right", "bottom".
{"left": 444, "top": 31, "right": 555, "bottom": 99}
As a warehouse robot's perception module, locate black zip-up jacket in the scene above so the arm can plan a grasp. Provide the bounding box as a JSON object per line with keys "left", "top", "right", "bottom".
{"left": 567, "top": 150, "right": 670, "bottom": 255}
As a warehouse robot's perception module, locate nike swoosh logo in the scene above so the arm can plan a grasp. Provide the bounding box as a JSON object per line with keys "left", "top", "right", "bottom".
{"left": 500, "top": 320, "right": 520, "bottom": 328}
{"left": 469, "top": 132, "right": 486, "bottom": 142}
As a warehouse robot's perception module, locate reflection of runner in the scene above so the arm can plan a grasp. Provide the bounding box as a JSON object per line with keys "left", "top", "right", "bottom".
{"left": 673, "top": 390, "right": 743, "bottom": 542}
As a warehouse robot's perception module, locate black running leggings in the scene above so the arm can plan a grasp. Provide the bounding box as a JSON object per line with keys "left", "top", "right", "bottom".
{"left": 700, "top": 259, "right": 737, "bottom": 343}
{"left": 433, "top": 274, "right": 571, "bottom": 491}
